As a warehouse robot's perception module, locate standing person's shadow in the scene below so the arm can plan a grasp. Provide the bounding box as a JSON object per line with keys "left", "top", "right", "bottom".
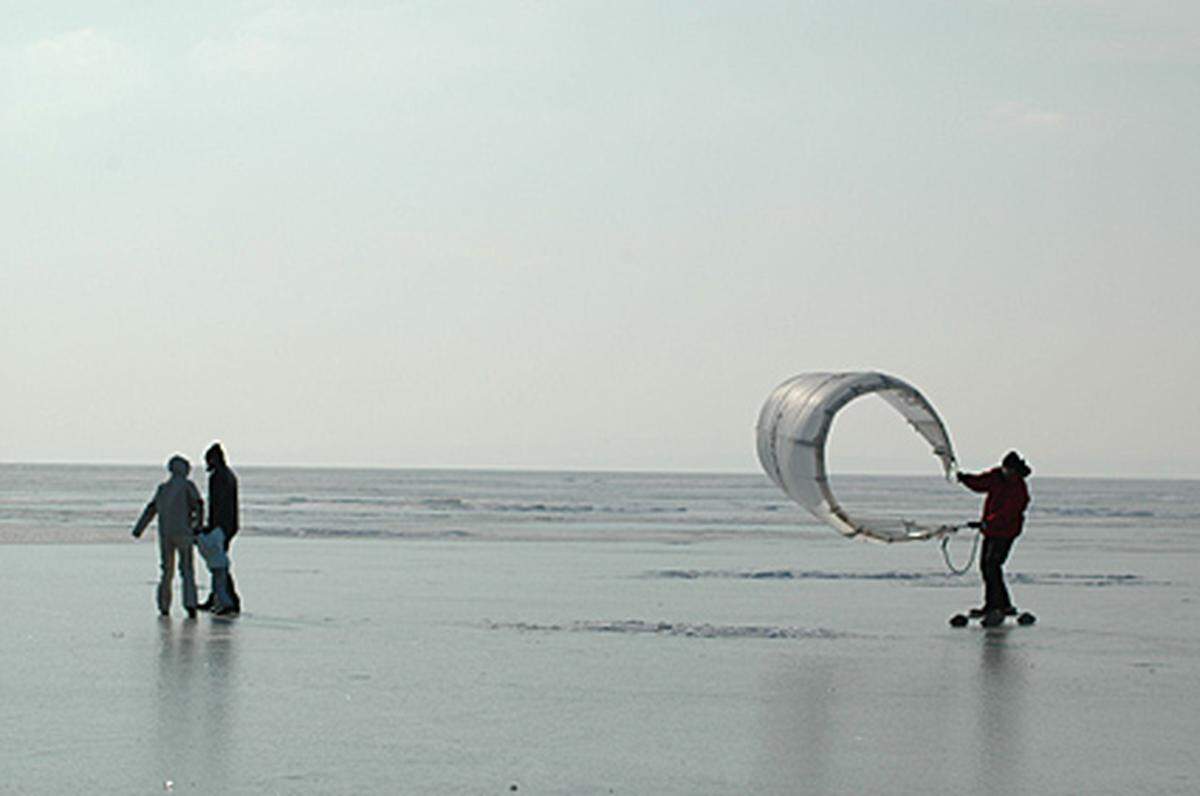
{"left": 153, "top": 621, "right": 238, "bottom": 788}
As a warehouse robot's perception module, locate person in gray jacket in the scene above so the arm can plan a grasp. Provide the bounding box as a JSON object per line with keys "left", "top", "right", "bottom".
{"left": 132, "top": 455, "right": 204, "bottom": 618}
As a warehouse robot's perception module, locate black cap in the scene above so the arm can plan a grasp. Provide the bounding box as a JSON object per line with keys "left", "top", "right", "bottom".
{"left": 1002, "top": 451, "right": 1031, "bottom": 477}
{"left": 205, "top": 442, "right": 226, "bottom": 468}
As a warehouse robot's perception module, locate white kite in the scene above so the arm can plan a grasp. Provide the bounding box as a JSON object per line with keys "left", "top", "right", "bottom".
{"left": 756, "top": 371, "right": 963, "bottom": 543}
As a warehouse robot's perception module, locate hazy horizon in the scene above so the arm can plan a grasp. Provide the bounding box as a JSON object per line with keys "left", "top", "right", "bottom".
{"left": 4, "top": 457, "right": 1197, "bottom": 484}
{"left": 4, "top": 3, "right": 1197, "bottom": 479}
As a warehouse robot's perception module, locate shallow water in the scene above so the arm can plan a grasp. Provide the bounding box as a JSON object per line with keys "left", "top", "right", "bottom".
{"left": 3, "top": 464, "right": 1199, "bottom": 545}
{"left": 1, "top": 467, "right": 1198, "bottom": 793}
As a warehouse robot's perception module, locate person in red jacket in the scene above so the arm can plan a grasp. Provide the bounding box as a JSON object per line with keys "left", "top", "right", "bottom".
{"left": 957, "top": 451, "right": 1032, "bottom": 624}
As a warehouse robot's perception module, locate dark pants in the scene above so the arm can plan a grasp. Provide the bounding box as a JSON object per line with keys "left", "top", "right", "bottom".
{"left": 980, "top": 536, "right": 1015, "bottom": 612}
{"left": 223, "top": 530, "right": 241, "bottom": 611}
{"left": 202, "top": 527, "right": 241, "bottom": 611}
{"left": 221, "top": 570, "right": 241, "bottom": 612}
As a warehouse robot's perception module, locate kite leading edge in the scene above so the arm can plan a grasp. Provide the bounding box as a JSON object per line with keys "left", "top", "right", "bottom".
{"left": 756, "top": 371, "right": 963, "bottom": 544}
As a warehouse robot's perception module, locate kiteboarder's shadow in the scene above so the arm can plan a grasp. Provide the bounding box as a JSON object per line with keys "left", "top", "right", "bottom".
{"left": 975, "top": 634, "right": 1030, "bottom": 793}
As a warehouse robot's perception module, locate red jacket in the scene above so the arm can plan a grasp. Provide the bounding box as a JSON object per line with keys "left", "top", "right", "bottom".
{"left": 959, "top": 468, "right": 1030, "bottom": 539}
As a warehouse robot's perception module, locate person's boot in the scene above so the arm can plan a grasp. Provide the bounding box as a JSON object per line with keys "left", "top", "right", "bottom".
{"left": 197, "top": 595, "right": 215, "bottom": 612}
{"left": 980, "top": 609, "right": 1006, "bottom": 627}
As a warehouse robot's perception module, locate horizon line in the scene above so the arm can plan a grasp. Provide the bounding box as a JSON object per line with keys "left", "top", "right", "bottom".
{"left": 1, "top": 459, "right": 1196, "bottom": 482}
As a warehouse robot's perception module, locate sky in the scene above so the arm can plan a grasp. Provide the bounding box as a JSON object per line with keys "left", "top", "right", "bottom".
{"left": 2, "top": 2, "right": 1197, "bottom": 477}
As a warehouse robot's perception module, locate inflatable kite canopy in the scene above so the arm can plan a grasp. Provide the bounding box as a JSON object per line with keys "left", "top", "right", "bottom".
{"left": 756, "top": 371, "right": 959, "bottom": 543}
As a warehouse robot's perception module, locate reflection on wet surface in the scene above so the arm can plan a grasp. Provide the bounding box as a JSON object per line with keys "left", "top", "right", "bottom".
{"left": 151, "top": 619, "right": 239, "bottom": 788}
{"left": 977, "top": 630, "right": 1030, "bottom": 795}
{"left": 756, "top": 630, "right": 1045, "bottom": 794}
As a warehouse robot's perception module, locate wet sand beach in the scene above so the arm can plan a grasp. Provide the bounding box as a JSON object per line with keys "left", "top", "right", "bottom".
{"left": 3, "top": 532, "right": 1198, "bottom": 794}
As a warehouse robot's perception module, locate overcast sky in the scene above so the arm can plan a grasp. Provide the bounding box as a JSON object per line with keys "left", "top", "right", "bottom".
{"left": 2, "top": 2, "right": 1197, "bottom": 477}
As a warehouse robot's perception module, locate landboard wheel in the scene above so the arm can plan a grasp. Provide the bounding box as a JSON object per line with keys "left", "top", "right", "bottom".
{"left": 949, "top": 614, "right": 969, "bottom": 627}
{"left": 1017, "top": 612, "right": 1036, "bottom": 626}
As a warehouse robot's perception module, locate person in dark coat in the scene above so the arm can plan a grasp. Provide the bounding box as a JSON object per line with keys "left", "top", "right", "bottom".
{"left": 198, "top": 442, "right": 242, "bottom": 613}
{"left": 957, "top": 451, "right": 1032, "bottom": 625}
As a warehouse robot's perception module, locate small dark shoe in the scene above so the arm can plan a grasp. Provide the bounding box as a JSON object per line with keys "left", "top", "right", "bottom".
{"left": 968, "top": 607, "right": 987, "bottom": 618}
{"left": 197, "top": 597, "right": 215, "bottom": 612}
{"left": 186, "top": 608, "right": 198, "bottom": 619}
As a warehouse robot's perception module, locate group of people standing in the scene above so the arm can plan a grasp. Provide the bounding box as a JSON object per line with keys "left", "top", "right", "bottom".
{"left": 132, "top": 442, "right": 241, "bottom": 618}
{"left": 127, "top": 441, "right": 1030, "bottom": 625}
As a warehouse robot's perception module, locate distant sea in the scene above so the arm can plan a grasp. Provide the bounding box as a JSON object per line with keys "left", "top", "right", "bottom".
{"left": 1, "top": 463, "right": 1197, "bottom": 547}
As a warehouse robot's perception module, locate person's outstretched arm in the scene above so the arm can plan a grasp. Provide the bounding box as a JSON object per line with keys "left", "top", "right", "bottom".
{"left": 956, "top": 470, "right": 996, "bottom": 494}
{"left": 132, "top": 497, "right": 157, "bottom": 538}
